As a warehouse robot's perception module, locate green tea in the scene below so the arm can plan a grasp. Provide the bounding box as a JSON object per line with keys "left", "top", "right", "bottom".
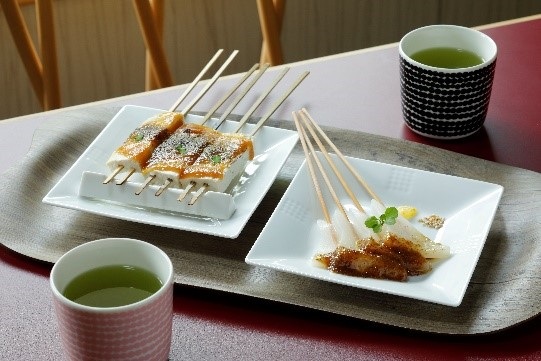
{"left": 62, "top": 265, "right": 163, "bottom": 307}
{"left": 410, "top": 47, "right": 484, "bottom": 69}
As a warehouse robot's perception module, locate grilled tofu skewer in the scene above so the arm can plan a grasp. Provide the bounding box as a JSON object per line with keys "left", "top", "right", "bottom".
{"left": 134, "top": 67, "right": 288, "bottom": 198}
{"left": 140, "top": 123, "right": 221, "bottom": 196}
{"left": 138, "top": 121, "right": 254, "bottom": 199}
{"left": 187, "top": 70, "right": 309, "bottom": 205}
{"left": 133, "top": 61, "right": 264, "bottom": 195}
{"left": 181, "top": 132, "right": 254, "bottom": 204}
{"left": 105, "top": 56, "right": 308, "bottom": 210}
{"left": 103, "top": 50, "right": 236, "bottom": 185}
{"left": 141, "top": 68, "right": 291, "bottom": 199}
{"left": 104, "top": 111, "right": 185, "bottom": 185}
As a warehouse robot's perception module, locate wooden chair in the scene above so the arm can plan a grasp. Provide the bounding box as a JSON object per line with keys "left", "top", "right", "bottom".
{"left": 1, "top": 0, "right": 60, "bottom": 110}
{"left": 135, "top": 0, "right": 286, "bottom": 88}
{"left": 257, "top": 0, "right": 285, "bottom": 66}
{"left": 132, "top": 0, "right": 173, "bottom": 90}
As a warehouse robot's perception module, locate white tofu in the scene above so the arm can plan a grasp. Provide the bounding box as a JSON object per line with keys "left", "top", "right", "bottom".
{"left": 184, "top": 150, "right": 251, "bottom": 193}
{"left": 105, "top": 112, "right": 184, "bottom": 173}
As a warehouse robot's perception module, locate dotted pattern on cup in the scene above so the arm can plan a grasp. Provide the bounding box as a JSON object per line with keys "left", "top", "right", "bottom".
{"left": 53, "top": 284, "right": 173, "bottom": 361}
{"left": 400, "top": 56, "right": 496, "bottom": 138}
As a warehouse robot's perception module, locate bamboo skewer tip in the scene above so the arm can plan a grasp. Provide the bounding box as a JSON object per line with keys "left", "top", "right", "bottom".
{"left": 188, "top": 184, "right": 208, "bottom": 205}
{"left": 294, "top": 109, "right": 385, "bottom": 225}
{"left": 155, "top": 178, "right": 172, "bottom": 196}
{"left": 135, "top": 174, "right": 156, "bottom": 195}
{"left": 177, "top": 181, "right": 195, "bottom": 202}
{"left": 115, "top": 168, "right": 135, "bottom": 185}
{"left": 100, "top": 51, "right": 309, "bottom": 210}
{"left": 103, "top": 165, "right": 124, "bottom": 184}
{"left": 168, "top": 49, "right": 224, "bottom": 112}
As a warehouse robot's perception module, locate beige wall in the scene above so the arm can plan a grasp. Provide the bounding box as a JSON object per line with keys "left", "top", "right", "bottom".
{"left": 1, "top": 0, "right": 540, "bottom": 120}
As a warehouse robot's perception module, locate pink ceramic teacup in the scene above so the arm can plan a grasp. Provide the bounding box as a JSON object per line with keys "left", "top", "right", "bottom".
{"left": 50, "top": 238, "right": 173, "bottom": 361}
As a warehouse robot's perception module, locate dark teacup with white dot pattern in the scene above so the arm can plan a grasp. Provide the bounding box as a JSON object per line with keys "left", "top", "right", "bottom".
{"left": 399, "top": 25, "right": 497, "bottom": 139}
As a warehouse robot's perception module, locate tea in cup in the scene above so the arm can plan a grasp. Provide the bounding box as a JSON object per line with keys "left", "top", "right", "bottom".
{"left": 50, "top": 238, "right": 173, "bottom": 361}
{"left": 399, "top": 25, "right": 497, "bottom": 139}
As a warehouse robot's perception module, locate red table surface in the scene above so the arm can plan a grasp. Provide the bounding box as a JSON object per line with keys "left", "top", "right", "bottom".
{"left": 1, "top": 245, "right": 540, "bottom": 360}
{"left": 1, "top": 17, "right": 541, "bottom": 360}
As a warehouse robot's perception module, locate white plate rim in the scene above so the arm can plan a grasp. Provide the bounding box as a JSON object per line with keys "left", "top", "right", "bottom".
{"left": 245, "top": 153, "right": 504, "bottom": 306}
{"left": 42, "top": 105, "right": 299, "bottom": 238}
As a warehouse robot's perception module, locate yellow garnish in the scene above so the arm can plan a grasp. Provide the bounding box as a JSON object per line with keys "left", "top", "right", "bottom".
{"left": 397, "top": 206, "right": 417, "bottom": 220}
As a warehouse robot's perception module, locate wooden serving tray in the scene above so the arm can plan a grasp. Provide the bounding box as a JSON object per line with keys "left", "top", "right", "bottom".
{"left": 1, "top": 106, "right": 539, "bottom": 334}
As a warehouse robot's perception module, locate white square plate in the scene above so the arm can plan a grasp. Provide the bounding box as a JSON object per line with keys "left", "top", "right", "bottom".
{"left": 43, "top": 105, "right": 299, "bottom": 238}
{"left": 245, "top": 153, "right": 503, "bottom": 306}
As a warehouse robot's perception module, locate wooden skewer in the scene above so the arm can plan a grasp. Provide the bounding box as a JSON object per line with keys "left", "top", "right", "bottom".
{"left": 212, "top": 63, "right": 270, "bottom": 130}
{"left": 115, "top": 168, "right": 136, "bottom": 185}
{"left": 180, "top": 50, "right": 239, "bottom": 116}
{"left": 106, "top": 49, "right": 226, "bottom": 186}
{"left": 248, "top": 71, "right": 309, "bottom": 137}
{"left": 114, "top": 58, "right": 307, "bottom": 208}
{"left": 103, "top": 165, "right": 124, "bottom": 184}
{"left": 168, "top": 49, "right": 224, "bottom": 112}
{"left": 231, "top": 67, "right": 290, "bottom": 134}
{"left": 294, "top": 112, "right": 349, "bottom": 224}
{"left": 135, "top": 174, "right": 155, "bottom": 195}
{"left": 186, "top": 71, "right": 309, "bottom": 205}
{"left": 292, "top": 112, "right": 331, "bottom": 226}
{"left": 177, "top": 181, "right": 195, "bottom": 202}
{"left": 152, "top": 50, "right": 238, "bottom": 195}
{"left": 155, "top": 178, "right": 172, "bottom": 196}
{"left": 200, "top": 63, "right": 260, "bottom": 126}
{"left": 298, "top": 111, "right": 365, "bottom": 213}
{"left": 293, "top": 112, "right": 338, "bottom": 246}
{"left": 187, "top": 70, "right": 309, "bottom": 205}
{"left": 127, "top": 50, "right": 237, "bottom": 192}
{"left": 149, "top": 61, "right": 264, "bottom": 198}
{"left": 300, "top": 108, "right": 384, "bottom": 204}
{"left": 188, "top": 183, "right": 208, "bottom": 205}
{"left": 136, "top": 51, "right": 242, "bottom": 198}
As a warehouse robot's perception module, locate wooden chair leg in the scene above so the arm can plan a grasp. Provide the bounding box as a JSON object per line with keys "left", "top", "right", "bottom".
{"left": 36, "top": 0, "right": 61, "bottom": 109}
{"left": 1, "top": 0, "right": 61, "bottom": 110}
{"left": 145, "top": 0, "right": 164, "bottom": 90}
{"left": 257, "top": 0, "right": 285, "bottom": 66}
{"left": 133, "top": 0, "right": 173, "bottom": 90}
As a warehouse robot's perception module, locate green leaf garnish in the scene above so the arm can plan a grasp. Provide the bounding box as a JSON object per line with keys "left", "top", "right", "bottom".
{"left": 383, "top": 206, "right": 398, "bottom": 225}
{"left": 132, "top": 133, "right": 144, "bottom": 141}
{"left": 175, "top": 144, "right": 186, "bottom": 154}
{"left": 211, "top": 155, "right": 221, "bottom": 164}
{"left": 365, "top": 216, "right": 382, "bottom": 233}
{"left": 365, "top": 207, "right": 398, "bottom": 233}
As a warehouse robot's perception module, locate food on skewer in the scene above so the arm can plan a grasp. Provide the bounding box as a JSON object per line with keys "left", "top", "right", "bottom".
{"left": 103, "top": 65, "right": 308, "bottom": 199}
{"left": 102, "top": 49, "right": 240, "bottom": 186}
{"left": 105, "top": 114, "right": 255, "bottom": 199}
{"left": 142, "top": 123, "right": 221, "bottom": 190}
{"left": 293, "top": 109, "right": 450, "bottom": 282}
{"left": 369, "top": 200, "right": 449, "bottom": 259}
{"left": 181, "top": 132, "right": 254, "bottom": 193}
{"left": 140, "top": 125, "right": 254, "bottom": 202}
{"left": 81, "top": 50, "right": 309, "bottom": 222}
{"left": 104, "top": 112, "right": 184, "bottom": 183}
{"left": 316, "top": 247, "right": 412, "bottom": 282}
{"left": 314, "top": 200, "right": 447, "bottom": 281}
{"left": 331, "top": 200, "right": 449, "bottom": 259}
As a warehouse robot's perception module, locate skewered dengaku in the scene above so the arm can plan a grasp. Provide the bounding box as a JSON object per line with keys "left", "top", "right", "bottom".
{"left": 181, "top": 132, "right": 254, "bottom": 193}
{"left": 142, "top": 123, "right": 221, "bottom": 188}
{"left": 106, "top": 112, "right": 185, "bottom": 173}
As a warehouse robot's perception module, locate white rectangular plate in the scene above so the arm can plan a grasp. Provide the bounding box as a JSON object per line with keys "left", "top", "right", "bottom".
{"left": 245, "top": 153, "right": 503, "bottom": 306}
{"left": 43, "top": 105, "right": 299, "bottom": 238}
